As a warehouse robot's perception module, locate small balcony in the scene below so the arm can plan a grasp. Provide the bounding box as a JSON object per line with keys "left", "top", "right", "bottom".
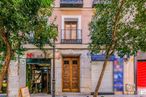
{"left": 26, "top": 32, "right": 50, "bottom": 47}
{"left": 61, "top": 29, "right": 82, "bottom": 44}
{"left": 60, "top": 0, "right": 83, "bottom": 8}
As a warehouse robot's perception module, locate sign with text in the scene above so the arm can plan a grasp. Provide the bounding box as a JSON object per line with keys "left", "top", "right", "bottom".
{"left": 19, "top": 87, "right": 30, "bottom": 97}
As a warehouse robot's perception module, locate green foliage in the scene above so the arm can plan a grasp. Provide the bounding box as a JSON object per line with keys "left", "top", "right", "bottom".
{"left": 0, "top": 54, "right": 5, "bottom": 70}
{"left": 0, "top": 0, "right": 57, "bottom": 75}
{"left": 89, "top": 0, "right": 146, "bottom": 57}
{"left": 0, "top": 0, "right": 57, "bottom": 54}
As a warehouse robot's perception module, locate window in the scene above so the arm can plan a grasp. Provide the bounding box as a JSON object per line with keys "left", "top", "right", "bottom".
{"left": 61, "top": 16, "right": 82, "bottom": 44}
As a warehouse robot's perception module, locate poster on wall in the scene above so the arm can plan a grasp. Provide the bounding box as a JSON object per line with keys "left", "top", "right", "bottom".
{"left": 114, "top": 58, "right": 124, "bottom": 92}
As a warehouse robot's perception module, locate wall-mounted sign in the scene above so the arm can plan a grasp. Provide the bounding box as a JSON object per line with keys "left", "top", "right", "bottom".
{"left": 26, "top": 52, "right": 44, "bottom": 58}
{"left": 26, "top": 58, "right": 51, "bottom": 64}
{"left": 26, "top": 51, "right": 61, "bottom": 59}
{"left": 114, "top": 58, "right": 124, "bottom": 92}
{"left": 91, "top": 54, "right": 115, "bottom": 61}
{"left": 26, "top": 53, "right": 34, "bottom": 58}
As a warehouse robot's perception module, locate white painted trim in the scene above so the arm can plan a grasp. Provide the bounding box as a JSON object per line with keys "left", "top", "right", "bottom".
{"left": 62, "top": 15, "right": 81, "bottom": 29}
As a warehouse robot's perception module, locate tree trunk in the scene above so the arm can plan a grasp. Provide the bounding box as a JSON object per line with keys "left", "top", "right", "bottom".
{"left": 0, "top": 28, "right": 12, "bottom": 91}
{"left": 93, "top": 54, "right": 110, "bottom": 97}
{"left": 93, "top": 0, "right": 126, "bottom": 96}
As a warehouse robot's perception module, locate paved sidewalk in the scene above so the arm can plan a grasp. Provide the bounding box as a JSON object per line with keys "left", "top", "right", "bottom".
{"left": 0, "top": 94, "right": 144, "bottom": 97}
{"left": 31, "top": 94, "right": 143, "bottom": 97}
{"left": 31, "top": 96, "right": 142, "bottom": 97}
{"left": 0, "top": 94, "right": 6, "bottom": 97}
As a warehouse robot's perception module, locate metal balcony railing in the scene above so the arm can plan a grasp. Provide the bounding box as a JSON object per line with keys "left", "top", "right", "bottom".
{"left": 27, "top": 32, "right": 50, "bottom": 48}
{"left": 61, "top": 29, "right": 82, "bottom": 44}
{"left": 60, "top": 0, "right": 83, "bottom": 8}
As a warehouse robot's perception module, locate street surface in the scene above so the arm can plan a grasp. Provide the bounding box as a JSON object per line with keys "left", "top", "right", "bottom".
{"left": 0, "top": 94, "right": 145, "bottom": 97}
{"left": 31, "top": 94, "right": 143, "bottom": 97}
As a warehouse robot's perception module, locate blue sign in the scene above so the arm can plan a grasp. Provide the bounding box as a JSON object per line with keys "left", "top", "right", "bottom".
{"left": 91, "top": 54, "right": 115, "bottom": 61}
{"left": 113, "top": 58, "right": 124, "bottom": 92}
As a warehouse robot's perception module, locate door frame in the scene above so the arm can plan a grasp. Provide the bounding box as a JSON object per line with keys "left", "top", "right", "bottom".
{"left": 62, "top": 56, "right": 80, "bottom": 92}
{"left": 62, "top": 15, "right": 81, "bottom": 30}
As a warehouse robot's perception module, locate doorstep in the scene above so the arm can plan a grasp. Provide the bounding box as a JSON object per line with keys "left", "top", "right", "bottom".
{"left": 31, "top": 93, "right": 91, "bottom": 97}
{"left": 31, "top": 93, "right": 51, "bottom": 97}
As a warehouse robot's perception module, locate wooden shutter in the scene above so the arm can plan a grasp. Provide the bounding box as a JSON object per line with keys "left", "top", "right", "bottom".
{"left": 71, "top": 58, "right": 80, "bottom": 92}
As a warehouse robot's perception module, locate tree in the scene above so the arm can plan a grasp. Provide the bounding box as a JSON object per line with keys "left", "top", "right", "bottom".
{"left": 0, "top": 0, "right": 57, "bottom": 92}
{"left": 89, "top": 0, "right": 146, "bottom": 97}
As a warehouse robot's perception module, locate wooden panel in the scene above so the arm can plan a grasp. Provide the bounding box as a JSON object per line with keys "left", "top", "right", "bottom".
{"left": 62, "top": 58, "right": 71, "bottom": 91}
{"left": 19, "top": 87, "right": 30, "bottom": 97}
{"left": 71, "top": 23, "right": 77, "bottom": 39}
{"left": 71, "top": 58, "right": 79, "bottom": 92}
{"left": 62, "top": 57, "right": 80, "bottom": 92}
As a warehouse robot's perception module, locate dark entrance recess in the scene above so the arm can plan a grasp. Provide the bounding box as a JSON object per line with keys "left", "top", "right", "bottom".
{"left": 26, "top": 58, "right": 51, "bottom": 94}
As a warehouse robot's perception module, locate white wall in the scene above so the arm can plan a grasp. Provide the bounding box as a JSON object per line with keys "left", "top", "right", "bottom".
{"left": 91, "top": 61, "right": 113, "bottom": 93}
{"left": 8, "top": 61, "right": 19, "bottom": 97}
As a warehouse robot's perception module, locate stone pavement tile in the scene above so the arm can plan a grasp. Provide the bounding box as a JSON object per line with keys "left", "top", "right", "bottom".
{"left": 31, "top": 95, "right": 142, "bottom": 97}
{"left": 0, "top": 94, "right": 143, "bottom": 97}
{"left": 97, "top": 95, "right": 141, "bottom": 97}
{"left": 0, "top": 94, "right": 6, "bottom": 97}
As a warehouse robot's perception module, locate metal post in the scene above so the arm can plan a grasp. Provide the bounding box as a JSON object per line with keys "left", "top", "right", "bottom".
{"left": 52, "top": 39, "right": 55, "bottom": 97}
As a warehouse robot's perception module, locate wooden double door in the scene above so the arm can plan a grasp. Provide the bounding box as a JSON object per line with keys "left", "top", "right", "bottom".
{"left": 62, "top": 57, "right": 80, "bottom": 92}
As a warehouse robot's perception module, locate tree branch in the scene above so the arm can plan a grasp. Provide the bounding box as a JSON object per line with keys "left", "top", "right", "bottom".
{"left": 112, "top": 0, "right": 126, "bottom": 42}
{"left": 0, "top": 27, "right": 12, "bottom": 91}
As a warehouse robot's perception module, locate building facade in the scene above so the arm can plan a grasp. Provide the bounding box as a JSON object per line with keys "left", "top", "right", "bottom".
{"left": 6, "top": 0, "right": 136, "bottom": 97}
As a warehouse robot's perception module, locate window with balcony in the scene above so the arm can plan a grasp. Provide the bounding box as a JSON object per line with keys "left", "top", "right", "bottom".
{"left": 61, "top": 21, "right": 82, "bottom": 44}
{"left": 60, "top": 0, "right": 83, "bottom": 8}
{"left": 27, "top": 31, "right": 50, "bottom": 47}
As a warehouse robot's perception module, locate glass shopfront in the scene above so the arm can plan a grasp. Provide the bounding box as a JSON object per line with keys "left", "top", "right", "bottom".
{"left": 26, "top": 58, "right": 51, "bottom": 94}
